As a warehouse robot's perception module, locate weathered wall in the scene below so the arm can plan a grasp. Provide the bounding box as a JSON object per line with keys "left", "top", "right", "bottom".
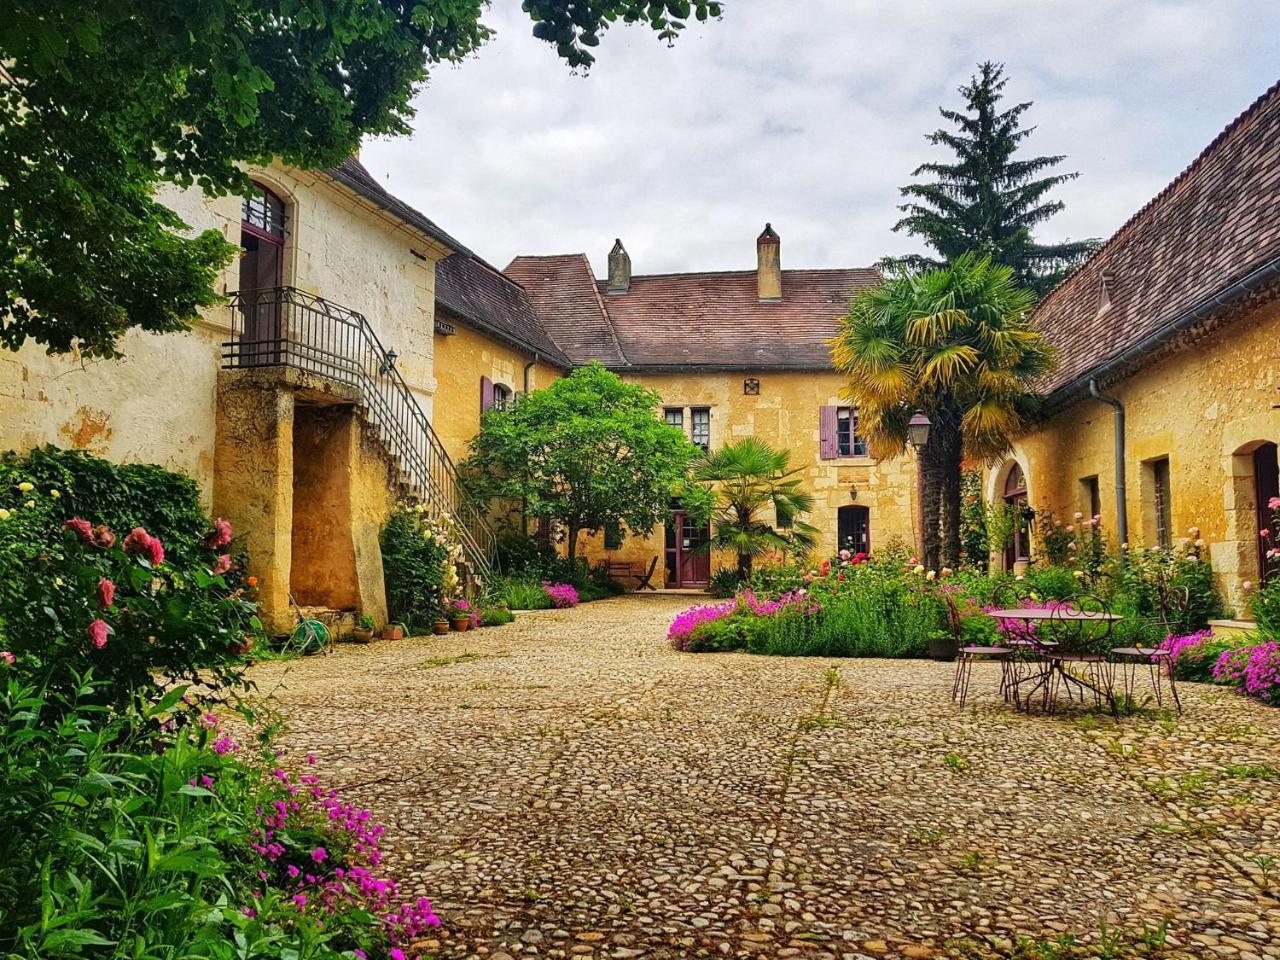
{"left": 0, "top": 164, "right": 445, "bottom": 508}
{"left": 987, "top": 297, "right": 1280, "bottom": 615}
{"left": 574, "top": 370, "right": 921, "bottom": 580}
{"left": 291, "top": 406, "right": 361, "bottom": 610}
{"left": 431, "top": 317, "right": 563, "bottom": 463}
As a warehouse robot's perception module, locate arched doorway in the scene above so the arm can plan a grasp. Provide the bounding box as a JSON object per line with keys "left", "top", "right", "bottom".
{"left": 1003, "top": 463, "right": 1030, "bottom": 571}
{"left": 1255, "top": 442, "right": 1279, "bottom": 585}
{"left": 238, "top": 182, "right": 287, "bottom": 365}
{"left": 837, "top": 505, "right": 870, "bottom": 554}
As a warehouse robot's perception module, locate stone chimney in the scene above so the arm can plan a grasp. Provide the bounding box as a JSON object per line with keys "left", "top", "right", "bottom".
{"left": 756, "top": 223, "right": 781, "bottom": 302}
{"left": 607, "top": 239, "right": 631, "bottom": 294}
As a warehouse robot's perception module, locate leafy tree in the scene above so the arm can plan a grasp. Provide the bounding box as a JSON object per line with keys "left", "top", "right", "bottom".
{"left": 890, "top": 61, "right": 1097, "bottom": 296}
{"left": 690, "top": 438, "right": 818, "bottom": 581}
{"left": 461, "top": 364, "right": 700, "bottom": 560}
{"left": 831, "top": 253, "right": 1054, "bottom": 571}
{"left": 0, "top": 2, "right": 722, "bottom": 359}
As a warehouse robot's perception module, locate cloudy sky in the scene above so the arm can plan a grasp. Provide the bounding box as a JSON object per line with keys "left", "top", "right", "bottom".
{"left": 362, "top": 0, "right": 1279, "bottom": 277}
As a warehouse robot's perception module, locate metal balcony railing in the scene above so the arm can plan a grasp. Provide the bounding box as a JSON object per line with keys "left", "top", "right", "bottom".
{"left": 221, "top": 286, "right": 496, "bottom": 579}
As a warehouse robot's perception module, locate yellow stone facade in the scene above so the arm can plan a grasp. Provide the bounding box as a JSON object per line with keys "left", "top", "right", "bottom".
{"left": 573, "top": 370, "right": 921, "bottom": 581}
{"left": 985, "top": 297, "right": 1280, "bottom": 615}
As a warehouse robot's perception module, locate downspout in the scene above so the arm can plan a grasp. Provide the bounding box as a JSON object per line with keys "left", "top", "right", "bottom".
{"left": 1089, "top": 379, "right": 1129, "bottom": 554}
{"left": 520, "top": 355, "right": 539, "bottom": 535}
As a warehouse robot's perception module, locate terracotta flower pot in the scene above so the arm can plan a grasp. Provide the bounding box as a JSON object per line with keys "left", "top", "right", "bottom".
{"left": 450, "top": 617, "right": 470, "bottom": 632}
{"left": 433, "top": 620, "right": 450, "bottom": 635}
{"left": 381, "top": 623, "right": 406, "bottom": 640}
{"left": 352, "top": 626, "right": 374, "bottom": 644}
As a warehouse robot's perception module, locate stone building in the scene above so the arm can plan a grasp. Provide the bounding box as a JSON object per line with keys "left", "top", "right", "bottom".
{"left": 984, "top": 79, "right": 1280, "bottom": 615}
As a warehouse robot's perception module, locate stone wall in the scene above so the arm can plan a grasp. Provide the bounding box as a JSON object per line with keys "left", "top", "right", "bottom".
{"left": 987, "top": 296, "right": 1280, "bottom": 615}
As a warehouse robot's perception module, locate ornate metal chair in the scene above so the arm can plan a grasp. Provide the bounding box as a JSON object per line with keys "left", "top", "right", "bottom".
{"left": 949, "top": 594, "right": 1014, "bottom": 708}
{"left": 1109, "top": 586, "right": 1188, "bottom": 713}
{"left": 1045, "top": 594, "right": 1115, "bottom": 714}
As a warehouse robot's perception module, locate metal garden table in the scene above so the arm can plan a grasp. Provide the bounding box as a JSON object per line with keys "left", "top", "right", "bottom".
{"left": 988, "top": 606, "right": 1124, "bottom": 715}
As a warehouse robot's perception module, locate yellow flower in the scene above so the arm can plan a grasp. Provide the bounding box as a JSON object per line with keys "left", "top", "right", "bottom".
{"left": 54, "top": 578, "right": 65, "bottom": 587}
{"left": 49, "top": 489, "right": 61, "bottom": 499}
{"left": 17, "top": 482, "right": 33, "bottom": 493}
{"left": 0, "top": 508, "right": 10, "bottom": 521}
{"left": 925, "top": 570, "right": 937, "bottom": 581}
{"left": 24, "top": 500, "right": 35, "bottom": 509}
{"left": 913, "top": 564, "right": 925, "bottom": 575}
{"left": 1073, "top": 570, "right": 1084, "bottom": 579}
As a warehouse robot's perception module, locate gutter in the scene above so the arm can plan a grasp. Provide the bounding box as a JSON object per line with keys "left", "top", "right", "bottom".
{"left": 1088, "top": 379, "right": 1129, "bottom": 552}
{"left": 1045, "top": 251, "right": 1280, "bottom": 413}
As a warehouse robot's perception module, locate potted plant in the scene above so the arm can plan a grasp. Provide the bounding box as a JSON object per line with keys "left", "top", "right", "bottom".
{"left": 352, "top": 614, "right": 376, "bottom": 643}
{"left": 381, "top": 621, "right": 407, "bottom": 641}
{"left": 448, "top": 599, "right": 472, "bottom": 631}
{"left": 432, "top": 614, "right": 450, "bottom": 635}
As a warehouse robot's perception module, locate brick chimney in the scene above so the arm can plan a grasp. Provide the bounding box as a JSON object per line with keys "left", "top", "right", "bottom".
{"left": 607, "top": 238, "right": 631, "bottom": 294}
{"left": 756, "top": 223, "right": 781, "bottom": 302}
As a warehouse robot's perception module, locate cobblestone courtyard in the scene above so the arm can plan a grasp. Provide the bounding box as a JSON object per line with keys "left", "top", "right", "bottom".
{"left": 250, "top": 595, "right": 1280, "bottom": 960}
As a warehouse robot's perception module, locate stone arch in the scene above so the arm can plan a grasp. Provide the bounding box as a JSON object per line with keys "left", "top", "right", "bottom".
{"left": 986, "top": 450, "right": 1033, "bottom": 572}
{"left": 1218, "top": 412, "right": 1280, "bottom": 614}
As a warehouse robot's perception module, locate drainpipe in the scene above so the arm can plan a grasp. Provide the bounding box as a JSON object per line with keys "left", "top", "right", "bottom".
{"left": 1089, "top": 378, "right": 1128, "bottom": 554}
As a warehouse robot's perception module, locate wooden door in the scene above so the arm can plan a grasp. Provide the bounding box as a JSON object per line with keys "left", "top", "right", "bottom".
{"left": 665, "top": 510, "right": 711, "bottom": 588}
{"left": 837, "top": 505, "right": 870, "bottom": 554}
{"left": 1256, "top": 442, "right": 1279, "bottom": 585}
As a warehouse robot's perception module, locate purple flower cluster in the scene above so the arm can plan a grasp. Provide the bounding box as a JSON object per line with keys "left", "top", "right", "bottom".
{"left": 1158, "top": 629, "right": 1215, "bottom": 663}
{"left": 982, "top": 600, "right": 1063, "bottom": 645}
{"left": 739, "top": 588, "right": 819, "bottom": 617}
{"left": 1213, "top": 641, "right": 1280, "bottom": 706}
{"left": 668, "top": 600, "right": 738, "bottom": 651}
{"left": 542, "top": 582, "right": 579, "bottom": 608}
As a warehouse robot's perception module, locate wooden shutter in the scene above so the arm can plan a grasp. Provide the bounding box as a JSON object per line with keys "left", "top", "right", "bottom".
{"left": 480, "top": 375, "right": 495, "bottom": 413}
{"left": 819, "top": 406, "right": 838, "bottom": 460}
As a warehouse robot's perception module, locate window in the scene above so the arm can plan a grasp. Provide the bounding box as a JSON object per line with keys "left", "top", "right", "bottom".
{"left": 1003, "top": 463, "right": 1030, "bottom": 567}
{"left": 242, "top": 184, "right": 286, "bottom": 238}
{"left": 1081, "top": 476, "right": 1101, "bottom": 520}
{"left": 664, "top": 407, "right": 684, "bottom": 430}
{"left": 604, "top": 522, "right": 624, "bottom": 550}
{"left": 743, "top": 378, "right": 760, "bottom": 395}
{"left": 690, "top": 408, "right": 710, "bottom": 452}
{"left": 836, "top": 407, "right": 868, "bottom": 458}
{"left": 492, "top": 383, "right": 512, "bottom": 410}
{"left": 1150, "top": 457, "right": 1173, "bottom": 549}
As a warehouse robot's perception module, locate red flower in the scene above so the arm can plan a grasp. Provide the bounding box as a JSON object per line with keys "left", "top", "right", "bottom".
{"left": 62, "top": 518, "right": 94, "bottom": 543}
{"left": 146, "top": 537, "right": 165, "bottom": 566}
{"left": 122, "top": 527, "right": 153, "bottom": 555}
{"left": 97, "top": 578, "right": 115, "bottom": 609}
{"left": 205, "top": 517, "right": 233, "bottom": 549}
{"left": 86, "top": 619, "right": 110, "bottom": 649}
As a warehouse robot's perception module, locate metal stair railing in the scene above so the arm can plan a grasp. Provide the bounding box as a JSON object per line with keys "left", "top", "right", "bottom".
{"left": 221, "top": 286, "right": 496, "bottom": 578}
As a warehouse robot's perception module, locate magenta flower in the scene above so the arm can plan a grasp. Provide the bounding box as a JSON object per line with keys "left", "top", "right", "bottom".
{"left": 86, "top": 618, "right": 110, "bottom": 649}
{"left": 311, "top": 847, "right": 327, "bottom": 863}
{"left": 97, "top": 577, "right": 115, "bottom": 609}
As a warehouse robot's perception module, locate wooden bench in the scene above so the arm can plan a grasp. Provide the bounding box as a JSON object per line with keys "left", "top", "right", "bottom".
{"left": 607, "top": 555, "right": 658, "bottom": 591}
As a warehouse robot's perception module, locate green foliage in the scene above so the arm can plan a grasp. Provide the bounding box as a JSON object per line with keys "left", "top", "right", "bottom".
{"left": 0, "top": 3, "right": 720, "bottom": 357}
{"left": 501, "top": 578, "right": 554, "bottom": 611}
{"left": 1254, "top": 579, "right": 1280, "bottom": 638}
{"left": 1020, "top": 564, "right": 1081, "bottom": 601}
{"left": 708, "top": 567, "right": 745, "bottom": 599}
{"left": 1116, "top": 545, "right": 1223, "bottom": 634}
{"left": 380, "top": 506, "right": 458, "bottom": 629}
{"left": 959, "top": 470, "right": 988, "bottom": 571}
{"left": 463, "top": 364, "right": 701, "bottom": 558}
{"left": 495, "top": 532, "right": 588, "bottom": 587}
{"left": 832, "top": 253, "right": 1053, "bottom": 570}
{"left": 691, "top": 438, "right": 818, "bottom": 580}
{"left": 0, "top": 447, "right": 259, "bottom": 709}
{"left": 480, "top": 606, "right": 515, "bottom": 627}
{"left": 0, "top": 678, "right": 421, "bottom": 958}
{"left": 889, "top": 61, "right": 1098, "bottom": 295}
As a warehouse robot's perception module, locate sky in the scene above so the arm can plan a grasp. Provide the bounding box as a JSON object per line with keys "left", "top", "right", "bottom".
{"left": 361, "top": 0, "right": 1280, "bottom": 278}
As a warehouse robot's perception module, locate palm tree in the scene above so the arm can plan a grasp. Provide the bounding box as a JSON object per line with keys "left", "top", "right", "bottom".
{"left": 830, "top": 253, "right": 1054, "bottom": 570}
{"left": 692, "top": 438, "right": 818, "bottom": 581}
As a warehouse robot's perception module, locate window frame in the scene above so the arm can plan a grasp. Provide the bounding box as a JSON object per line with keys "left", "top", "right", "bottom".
{"left": 663, "top": 407, "right": 684, "bottom": 431}
{"left": 690, "top": 407, "right": 711, "bottom": 453}
{"left": 835, "top": 406, "right": 869, "bottom": 458}
{"left": 1151, "top": 457, "right": 1173, "bottom": 550}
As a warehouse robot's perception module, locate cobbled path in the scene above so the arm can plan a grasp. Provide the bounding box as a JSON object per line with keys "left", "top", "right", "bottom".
{"left": 247, "top": 594, "right": 1280, "bottom": 959}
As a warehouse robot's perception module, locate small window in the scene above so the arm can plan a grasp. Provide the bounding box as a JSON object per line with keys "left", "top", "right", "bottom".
{"left": 1080, "top": 476, "right": 1101, "bottom": 520}
{"left": 743, "top": 378, "right": 760, "bottom": 395}
{"left": 1150, "top": 457, "right": 1172, "bottom": 549}
{"left": 492, "top": 383, "right": 512, "bottom": 410}
{"left": 664, "top": 407, "right": 684, "bottom": 430}
{"left": 242, "top": 184, "right": 286, "bottom": 237}
{"left": 690, "top": 408, "right": 711, "bottom": 452}
{"left": 836, "top": 407, "right": 868, "bottom": 458}
{"left": 604, "top": 522, "right": 624, "bottom": 550}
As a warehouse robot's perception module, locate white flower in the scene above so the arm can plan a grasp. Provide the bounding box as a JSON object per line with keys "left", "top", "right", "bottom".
{"left": 1073, "top": 511, "right": 1083, "bottom": 520}
{"left": 1194, "top": 539, "right": 1205, "bottom": 548}
{"left": 1188, "top": 526, "right": 1200, "bottom": 537}
{"left": 925, "top": 570, "right": 937, "bottom": 581}
{"left": 913, "top": 564, "right": 925, "bottom": 575}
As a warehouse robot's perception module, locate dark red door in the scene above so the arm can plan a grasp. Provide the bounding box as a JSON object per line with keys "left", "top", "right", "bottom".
{"left": 665, "top": 511, "right": 711, "bottom": 588}
{"left": 1255, "top": 442, "right": 1279, "bottom": 585}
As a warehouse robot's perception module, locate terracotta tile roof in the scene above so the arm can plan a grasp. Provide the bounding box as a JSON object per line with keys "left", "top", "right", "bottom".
{"left": 597, "top": 268, "right": 880, "bottom": 369}
{"left": 504, "top": 257, "right": 879, "bottom": 369}
{"left": 435, "top": 254, "right": 571, "bottom": 366}
{"left": 503, "top": 254, "right": 629, "bottom": 366}
{"left": 1036, "top": 78, "right": 1280, "bottom": 402}
{"left": 323, "top": 157, "right": 472, "bottom": 255}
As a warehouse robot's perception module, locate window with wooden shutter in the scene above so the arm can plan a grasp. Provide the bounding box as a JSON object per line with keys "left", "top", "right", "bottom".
{"left": 819, "top": 406, "right": 838, "bottom": 460}
{"left": 480, "top": 375, "right": 495, "bottom": 413}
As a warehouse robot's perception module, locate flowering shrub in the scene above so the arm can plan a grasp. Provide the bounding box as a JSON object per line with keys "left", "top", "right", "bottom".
{"left": 1212, "top": 641, "right": 1280, "bottom": 706}
{"left": 381, "top": 505, "right": 461, "bottom": 628}
{"left": 543, "top": 582, "right": 580, "bottom": 608}
{"left": 0, "top": 449, "right": 259, "bottom": 708}
{"left": 668, "top": 600, "right": 738, "bottom": 651}
{"left": 0, "top": 679, "right": 438, "bottom": 958}
{"left": 1158, "top": 629, "right": 1239, "bottom": 682}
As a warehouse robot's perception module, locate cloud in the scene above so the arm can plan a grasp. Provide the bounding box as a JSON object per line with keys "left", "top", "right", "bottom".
{"left": 361, "top": 0, "right": 1278, "bottom": 277}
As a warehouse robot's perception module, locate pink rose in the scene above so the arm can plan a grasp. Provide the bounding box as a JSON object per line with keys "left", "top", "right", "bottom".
{"left": 1269, "top": 496, "right": 1280, "bottom": 511}
{"left": 211, "top": 554, "right": 232, "bottom": 576}
{"left": 122, "top": 527, "right": 153, "bottom": 555}
{"left": 62, "top": 518, "right": 94, "bottom": 543}
{"left": 86, "top": 619, "right": 110, "bottom": 649}
{"left": 93, "top": 524, "right": 116, "bottom": 548}
{"left": 205, "top": 517, "right": 233, "bottom": 549}
{"left": 146, "top": 537, "right": 165, "bottom": 566}
{"left": 0, "top": 651, "right": 14, "bottom": 666}
{"left": 97, "top": 578, "right": 115, "bottom": 609}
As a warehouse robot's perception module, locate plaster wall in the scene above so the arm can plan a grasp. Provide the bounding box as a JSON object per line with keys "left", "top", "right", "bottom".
{"left": 573, "top": 370, "right": 921, "bottom": 579}
{"left": 987, "top": 298, "right": 1280, "bottom": 615}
